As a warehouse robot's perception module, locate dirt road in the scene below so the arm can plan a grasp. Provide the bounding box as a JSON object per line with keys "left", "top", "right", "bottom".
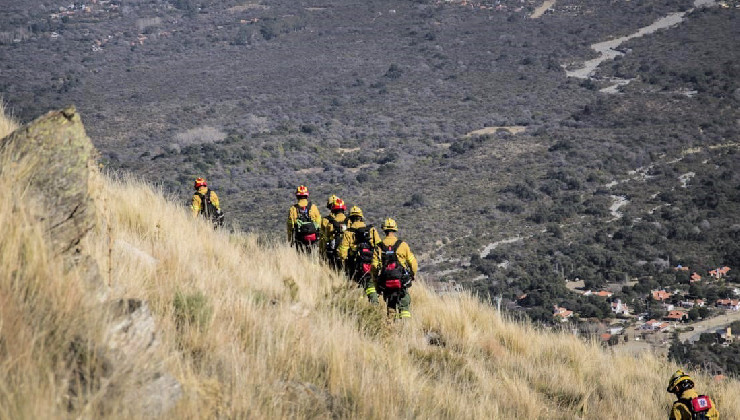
{"left": 566, "top": 0, "right": 718, "bottom": 80}
{"left": 678, "top": 311, "right": 740, "bottom": 342}
{"left": 530, "top": 0, "right": 555, "bottom": 19}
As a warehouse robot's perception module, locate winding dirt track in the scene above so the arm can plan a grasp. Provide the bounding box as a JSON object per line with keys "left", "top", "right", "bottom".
{"left": 566, "top": 0, "right": 718, "bottom": 81}
{"left": 530, "top": 0, "right": 555, "bottom": 19}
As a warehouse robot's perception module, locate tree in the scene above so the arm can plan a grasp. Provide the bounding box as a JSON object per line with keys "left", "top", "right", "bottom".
{"left": 688, "top": 307, "right": 700, "bottom": 321}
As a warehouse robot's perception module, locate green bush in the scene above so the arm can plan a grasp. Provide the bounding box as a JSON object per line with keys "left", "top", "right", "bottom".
{"left": 173, "top": 291, "right": 213, "bottom": 331}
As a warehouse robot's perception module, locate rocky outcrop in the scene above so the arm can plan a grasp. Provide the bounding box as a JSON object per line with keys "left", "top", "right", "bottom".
{"left": 104, "top": 299, "right": 183, "bottom": 416}
{"left": 0, "top": 105, "right": 100, "bottom": 284}
{"left": 1, "top": 107, "right": 181, "bottom": 417}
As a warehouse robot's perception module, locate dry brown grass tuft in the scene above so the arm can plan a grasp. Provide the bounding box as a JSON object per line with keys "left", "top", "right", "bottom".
{"left": 0, "top": 100, "right": 19, "bottom": 139}
{"left": 1, "top": 107, "right": 739, "bottom": 418}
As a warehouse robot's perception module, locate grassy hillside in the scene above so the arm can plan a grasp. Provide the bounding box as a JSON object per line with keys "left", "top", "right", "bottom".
{"left": 2, "top": 111, "right": 740, "bottom": 418}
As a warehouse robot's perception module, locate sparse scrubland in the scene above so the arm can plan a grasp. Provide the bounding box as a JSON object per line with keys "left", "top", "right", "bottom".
{"left": 2, "top": 0, "right": 739, "bottom": 329}
{"left": 2, "top": 111, "right": 740, "bottom": 418}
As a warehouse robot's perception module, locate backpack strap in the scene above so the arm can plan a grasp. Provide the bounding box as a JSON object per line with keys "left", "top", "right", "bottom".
{"left": 195, "top": 189, "right": 211, "bottom": 214}
{"left": 677, "top": 396, "right": 711, "bottom": 416}
{"left": 327, "top": 214, "right": 341, "bottom": 230}
{"left": 294, "top": 201, "right": 313, "bottom": 222}
{"left": 380, "top": 240, "right": 405, "bottom": 263}
{"left": 391, "top": 239, "right": 404, "bottom": 252}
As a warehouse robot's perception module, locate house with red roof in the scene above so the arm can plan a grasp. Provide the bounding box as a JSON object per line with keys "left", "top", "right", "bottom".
{"left": 709, "top": 266, "right": 731, "bottom": 279}
{"left": 664, "top": 310, "right": 688, "bottom": 322}
{"left": 716, "top": 299, "right": 740, "bottom": 311}
{"left": 553, "top": 305, "right": 573, "bottom": 321}
{"left": 652, "top": 290, "right": 672, "bottom": 301}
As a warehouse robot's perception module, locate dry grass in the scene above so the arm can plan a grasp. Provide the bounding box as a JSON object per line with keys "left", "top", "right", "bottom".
{"left": 0, "top": 101, "right": 19, "bottom": 138}
{"left": 1, "top": 107, "right": 740, "bottom": 418}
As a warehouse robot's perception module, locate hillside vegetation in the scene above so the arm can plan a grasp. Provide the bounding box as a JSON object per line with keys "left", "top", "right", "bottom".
{"left": 2, "top": 111, "right": 740, "bottom": 418}
{"left": 3, "top": 2, "right": 738, "bottom": 327}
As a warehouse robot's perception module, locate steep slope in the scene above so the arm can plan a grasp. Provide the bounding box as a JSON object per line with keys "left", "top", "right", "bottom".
{"left": 1, "top": 109, "right": 739, "bottom": 418}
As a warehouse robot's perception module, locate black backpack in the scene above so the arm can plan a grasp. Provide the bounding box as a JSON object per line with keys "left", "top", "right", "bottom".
{"left": 379, "top": 240, "right": 406, "bottom": 279}
{"left": 295, "top": 202, "right": 318, "bottom": 243}
{"left": 350, "top": 225, "right": 375, "bottom": 273}
{"left": 325, "top": 214, "right": 346, "bottom": 257}
{"left": 195, "top": 189, "right": 223, "bottom": 225}
{"left": 677, "top": 395, "right": 715, "bottom": 420}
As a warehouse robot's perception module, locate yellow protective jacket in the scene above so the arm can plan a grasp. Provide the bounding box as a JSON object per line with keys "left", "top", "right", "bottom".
{"left": 372, "top": 235, "right": 418, "bottom": 278}
{"left": 319, "top": 212, "right": 347, "bottom": 255}
{"left": 670, "top": 389, "right": 719, "bottom": 420}
{"left": 338, "top": 220, "right": 381, "bottom": 261}
{"left": 191, "top": 187, "right": 220, "bottom": 218}
{"left": 286, "top": 199, "right": 322, "bottom": 242}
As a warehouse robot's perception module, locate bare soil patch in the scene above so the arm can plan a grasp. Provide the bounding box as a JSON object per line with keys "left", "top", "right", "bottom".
{"left": 531, "top": 0, "right": 556, "bottom": 19}
{"left": 464, "top": 126, "right": 526, "bottom": 137}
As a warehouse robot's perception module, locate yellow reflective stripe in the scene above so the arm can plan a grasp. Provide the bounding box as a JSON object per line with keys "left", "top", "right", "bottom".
{"left": 399, "top": 310, "right": 411, "bottom": 318}
{"left": 366, "top": 287, "right": 376, "bottom": 295}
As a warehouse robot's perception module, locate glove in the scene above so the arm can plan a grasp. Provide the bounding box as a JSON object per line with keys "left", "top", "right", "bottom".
{"left": 402, "top": 274, "right": 412, "bottom": 288}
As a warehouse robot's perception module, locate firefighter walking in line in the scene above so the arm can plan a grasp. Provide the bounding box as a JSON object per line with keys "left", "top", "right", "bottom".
{"left": 287, "top": 185, "right": 322, "bottom": 252}
{"left": 372, "top": 218, "right": 418, "bottom": 319}
{"left": 320, "top": 196, "right": 347, "bottom": 270}
{"left": 667, "top": 370, "right": 719, "bottom": 419}
{"left": 191, "top": 177, "right": 224, "bottom": 228}
{"left": 338, "top": 206, "right": 381, "bottom": 303}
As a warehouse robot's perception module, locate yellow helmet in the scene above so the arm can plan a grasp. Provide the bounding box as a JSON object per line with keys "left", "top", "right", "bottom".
{"left": 667, "top": 370, "right": 694, "bottom": 393}
{"left": 349, "top": 206, "right": 364, "bottom": 218}
{"left": 326, "top": 194, "right": 338, "bottom": 209}
{"left": 382, "top": 218, "right": 398, "bottom": 232}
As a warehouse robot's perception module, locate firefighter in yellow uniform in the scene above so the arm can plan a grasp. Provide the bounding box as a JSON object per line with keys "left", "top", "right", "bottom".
{"left": 667, "top": 370, "right": 719, "bottom": 420}
{"left": 372, "top": 218, "right": 418, "bottom": 319}
{"left": 286, "top": 185, "right": 322, "bottom": 252}
{"left": 338, "top": 206, "right": 381, "bottom": 302}
{"left": 318, "top": 194, "right": 338, "bottom": 255}
{"left": 191, "top": 177, "right": 224, "bottom": 227}
{"left": 320, "top": 196, "right": 347, "bottom": 269}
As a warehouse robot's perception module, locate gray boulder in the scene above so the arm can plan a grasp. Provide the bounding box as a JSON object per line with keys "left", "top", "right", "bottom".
{"left": 0, "top": 105, "right": 100, "bottom": 285}
{"left": 2, "top": 107, "right": 181, "bottom": 418}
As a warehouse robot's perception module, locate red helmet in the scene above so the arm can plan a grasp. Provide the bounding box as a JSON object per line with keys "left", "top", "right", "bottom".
{"left": 295, "top": 185, "right": 309, "bottom": 197}
{"left": 194, "top": 177, "right": 207, "bottom": 189}
{"left": 332, "top": 198, "right": 346, "bottom": 211}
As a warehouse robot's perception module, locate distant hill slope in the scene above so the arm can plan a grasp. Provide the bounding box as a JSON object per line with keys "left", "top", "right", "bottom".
{"left": 2, "top": 1, "right": 737, "bottom": 305}
{"left": 2, "top": 108, "right": 739, "bottom": 418}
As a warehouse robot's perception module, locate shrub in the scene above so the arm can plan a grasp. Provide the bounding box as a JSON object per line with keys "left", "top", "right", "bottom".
{"left": 173, "top": 291, "right": 213, "bottom": 331}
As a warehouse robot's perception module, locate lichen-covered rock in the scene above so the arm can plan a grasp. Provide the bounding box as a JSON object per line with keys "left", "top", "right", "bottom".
{"left": 0, "top": 105, "right": 99, "bottom": 283}
{"left": 1, "top": 107, "right": 181, "bottom": 417}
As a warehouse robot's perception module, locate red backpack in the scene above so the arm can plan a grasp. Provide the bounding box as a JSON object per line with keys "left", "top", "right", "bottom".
{"left": 378, "top": 240, "right": 406, "bottom": 290}
{"left": 350, "top": 225, "right": 375, "bottom": 275}
{"left": 678, "top": 395, "right": 714, "bottom": 420}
